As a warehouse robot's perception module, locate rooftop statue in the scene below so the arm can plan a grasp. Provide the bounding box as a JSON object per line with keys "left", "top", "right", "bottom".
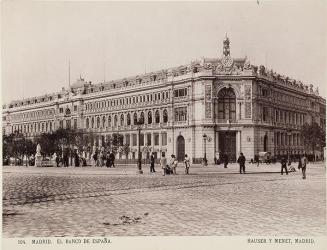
{"left": 223, "top": 37, "right": 230, "bottom": 57}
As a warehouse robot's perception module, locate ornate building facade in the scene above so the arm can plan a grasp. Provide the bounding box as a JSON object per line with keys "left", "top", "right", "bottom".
{"left": 2, "top": 38, "right": 326, "bottom": 163}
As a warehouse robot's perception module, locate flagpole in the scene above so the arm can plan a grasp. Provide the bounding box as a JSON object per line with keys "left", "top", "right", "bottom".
{"left": 68, "top": 60, "right": 71, "bottom": 88}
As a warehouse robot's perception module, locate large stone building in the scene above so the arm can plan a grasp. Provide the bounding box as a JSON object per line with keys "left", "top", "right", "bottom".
{"left": 2, "top": 38, "right": 326, "bottom": 163}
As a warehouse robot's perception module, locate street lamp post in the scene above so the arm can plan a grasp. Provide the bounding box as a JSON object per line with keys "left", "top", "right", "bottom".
{"left": 136, "top": 120, "right": 143, "bottom": 174}
{"left": 203, "top": 134, "right": 208, "bottom": 166}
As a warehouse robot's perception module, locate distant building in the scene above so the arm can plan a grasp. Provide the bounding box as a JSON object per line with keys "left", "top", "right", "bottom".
{"left": 2, "top": 38, "right": 326, "bottom": 163}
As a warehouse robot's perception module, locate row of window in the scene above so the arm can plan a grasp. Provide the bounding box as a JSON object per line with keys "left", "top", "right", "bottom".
{"left": 10, "top": 109, "right": 55, "bottom": 122}
{"left": 173, "top": 88, "right": 188, "bottom": 98}
{"left": 59, "top": 119, "right": 78, "bottom": 130}
{"left": 274, "top": 132, "right": 303, "bottom": 147}
{"left": 261, "top": 107, "right": 305, "bottom": 125}
{"left": 59, "top": 106, "right": 77, "bottom": 114}
{"left": 128, "top": 132, "right": 167, "bottom": 146}
{"left": 86, "top": 132, "right": 168, "bottom": 147}
{"left": 85, "top": 109, "right": 169, "bottom": 129}
{"left": 85, "top": 91, "right": 170, "bottom": 111}
{"left": 12, "top": 121, "right": 54, "bottom": 134}
{"left": 259, "top": 86, "right": 308, "bottom": 108}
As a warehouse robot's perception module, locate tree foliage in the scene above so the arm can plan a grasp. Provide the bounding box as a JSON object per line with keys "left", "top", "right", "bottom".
{"left": 300, "top": 122, "right": 325, "bottom": 159}
{"left": 2, "top": 132, "right": 36, "bottom": 161}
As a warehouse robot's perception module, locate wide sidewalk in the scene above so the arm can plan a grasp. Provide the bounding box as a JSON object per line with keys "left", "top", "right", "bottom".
{"left": 4, "top": 161, "right": 322, "bottom": 175}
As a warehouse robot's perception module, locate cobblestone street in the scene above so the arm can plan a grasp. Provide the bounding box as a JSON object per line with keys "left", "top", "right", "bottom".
{"left": 2, "top": 162, "right": 326, "bottom": 237}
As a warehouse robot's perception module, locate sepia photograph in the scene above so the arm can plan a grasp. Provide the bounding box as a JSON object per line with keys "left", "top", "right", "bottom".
{"left": 1, "top": 0, "right": 326, "bottom": 249}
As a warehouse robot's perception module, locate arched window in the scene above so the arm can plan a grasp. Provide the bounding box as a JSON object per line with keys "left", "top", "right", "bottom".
{"left": 148, "top": 111, "right": 152, "bottom": 124}
{"left": 91, "top": 117, "right": 94, "bottom": 128}
{"left": 155, "top": 110, "right": 160, "bottom": 123}
{"left": 163, "top": 109, "right": 168, "bottom": 123}
{"left": 140, "top": 112, "right": 144, "bottom": 124}
{"left": 120, "top": 114, "right": 124, "bottom": 126}
{"left": 97, "top": 117, "right": 100, "bottom": 128}
{"left": 114, "top": 115, "right": 118, "bottom": 127}
{"left": 133, "top": 112, "right": 138, "bottom": 125}
{"left": 217, "top": 88, "right": 236, "bottom": 121}
{"left": 127, "top": 113, "right": 131, "bottom": 125}
{"left": 108, "top": 116, "right": 111, "bottom": 127}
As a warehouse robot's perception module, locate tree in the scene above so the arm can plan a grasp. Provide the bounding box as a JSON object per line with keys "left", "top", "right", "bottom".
{"left": 300, "top": 122, "right": 325, "bottom": 161}
{"left": 121, "top": 143, "right": 131, "bottom": 163}
{"left": 105, "top": 133, "right": 124, "bottom": 154}
{"left": 2, "top": 132, "right": 36, "bottom": 165}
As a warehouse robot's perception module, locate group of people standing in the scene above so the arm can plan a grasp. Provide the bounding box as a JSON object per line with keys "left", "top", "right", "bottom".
{"left": 157, "top": 153, "right": 191, "bottom": 176}
{"left": 92, "top": 151, "right": 116, "bottom": 168}
{"left": 54, "top": 150, "right": 87, "bottom": 167}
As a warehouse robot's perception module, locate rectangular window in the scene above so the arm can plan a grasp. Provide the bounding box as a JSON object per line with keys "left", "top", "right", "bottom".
{"left": 147, "top": 133, "right": 151, "bottom": 146}
{"left": 174, "top": 107, "right": 188, "bottom": 121}
{"left": 74, "top": 105, "right": 77, "bottom": 111}
{"left": 154, "top": 133, "right": 159, "bottom": 145}
{"left": 262, "top": 107, "right": 268, "bottom": 122}
{"left": 59, "top": 120, "right": 63, "bottom": 129}
{"left": 132, "top": 134, "right": 137, "bottom": 146}
{"left": 66, "top": 120, "right": 71, "bottom": 129}
{"left": 174, "top": 88, "right": 187, "bottom": 98}
{"left": 59, "top": 108, "right": 63, "bottom": 113}
{"left": 140, "top": 133, "right": 144, "bottom": 146}
{"left": 126, "top": 134, "right": 130, "bottom": 145}
{"left": 73, "top": 119, "right": 77, "bottom": 129}
{"left": 162, "top": 132, "right": 167, "bottom": 146}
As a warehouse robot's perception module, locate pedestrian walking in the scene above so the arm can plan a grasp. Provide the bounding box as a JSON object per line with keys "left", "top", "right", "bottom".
{"left": 299, "top": 154, "right": 308, "bottom": 179}
{"left": 150, "top": 153, "right": 156, "bottom": 173}
{"left": 280, "top": 157, "right": 288, "bottom": 175}
{"left": 254, "top": 155, "right": 260, "bottom": 167}
{"left": 110, "top": 152, "right": 115, "bottom": 168}
{"left": 74, "top": 151, "right": 80, "bottom": 167}
{"left": 237, "top": 152, "right": 246, "bottom": 174}
{"left": 170, "top": 155, "right": 178, "bottom": 175}
{"left": 106, "top": 151, "right": 111, "bottom": 168}
{"left": 160, "top": 152, "right": 167, "bottom": 176}
{"left": 55, "top": 153, "right": 60, "bottom": 167}
{"left": 184, "top": 154, "right": 190, "bottom": 174}
{"left": 92, "top": 152, "right": 98, "bottom": 167}
{"left": 63, "top": 153, "right": 69, "bottom": 167}
{"left": 223, "top": 152, "right": 229, "bottom": 168}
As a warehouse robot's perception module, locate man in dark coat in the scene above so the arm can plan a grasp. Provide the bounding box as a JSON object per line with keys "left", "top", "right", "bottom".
{"left": 74, "top": 151, "right": 80, "bottom": 167}
{"left": 150, "top": 153, "right": 156, "bottom": 173}
{"left": 280, "top": 157, "right": 288, "bottom": 175}
{"left": 237, "top": 152, "right": 246, "bottom": 174}
{"left": 109, "top": 152, "right": 115, "bottom": 168}
{"left": 106, "top": 151, "right": 111, "bottom": 168}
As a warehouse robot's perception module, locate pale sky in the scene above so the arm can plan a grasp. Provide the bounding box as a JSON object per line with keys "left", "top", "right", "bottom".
{"left": 1, "top": 0, "right": 326, "bottom": 104}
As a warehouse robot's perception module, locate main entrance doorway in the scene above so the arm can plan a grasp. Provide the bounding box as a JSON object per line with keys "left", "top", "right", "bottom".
{"left": 219, "top": 131, "right": 236, "bottom": 162}
{"left": 176, "top": 135, "right": 185, "bottom": 162}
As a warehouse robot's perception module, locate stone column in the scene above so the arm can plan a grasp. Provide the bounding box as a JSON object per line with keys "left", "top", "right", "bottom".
{"left": 215, "top": 131, "right": 219, "bottom": 155}
{"left": 151, "top": 131, "right": 154, "bottom": 147}
{"left": 236, "top": 131, "right": 241, "bottom": 157}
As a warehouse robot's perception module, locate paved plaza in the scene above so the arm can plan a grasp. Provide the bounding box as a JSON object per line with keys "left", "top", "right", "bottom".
{"left": 2, "top": 162, "right": 326, "bottom": 237}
